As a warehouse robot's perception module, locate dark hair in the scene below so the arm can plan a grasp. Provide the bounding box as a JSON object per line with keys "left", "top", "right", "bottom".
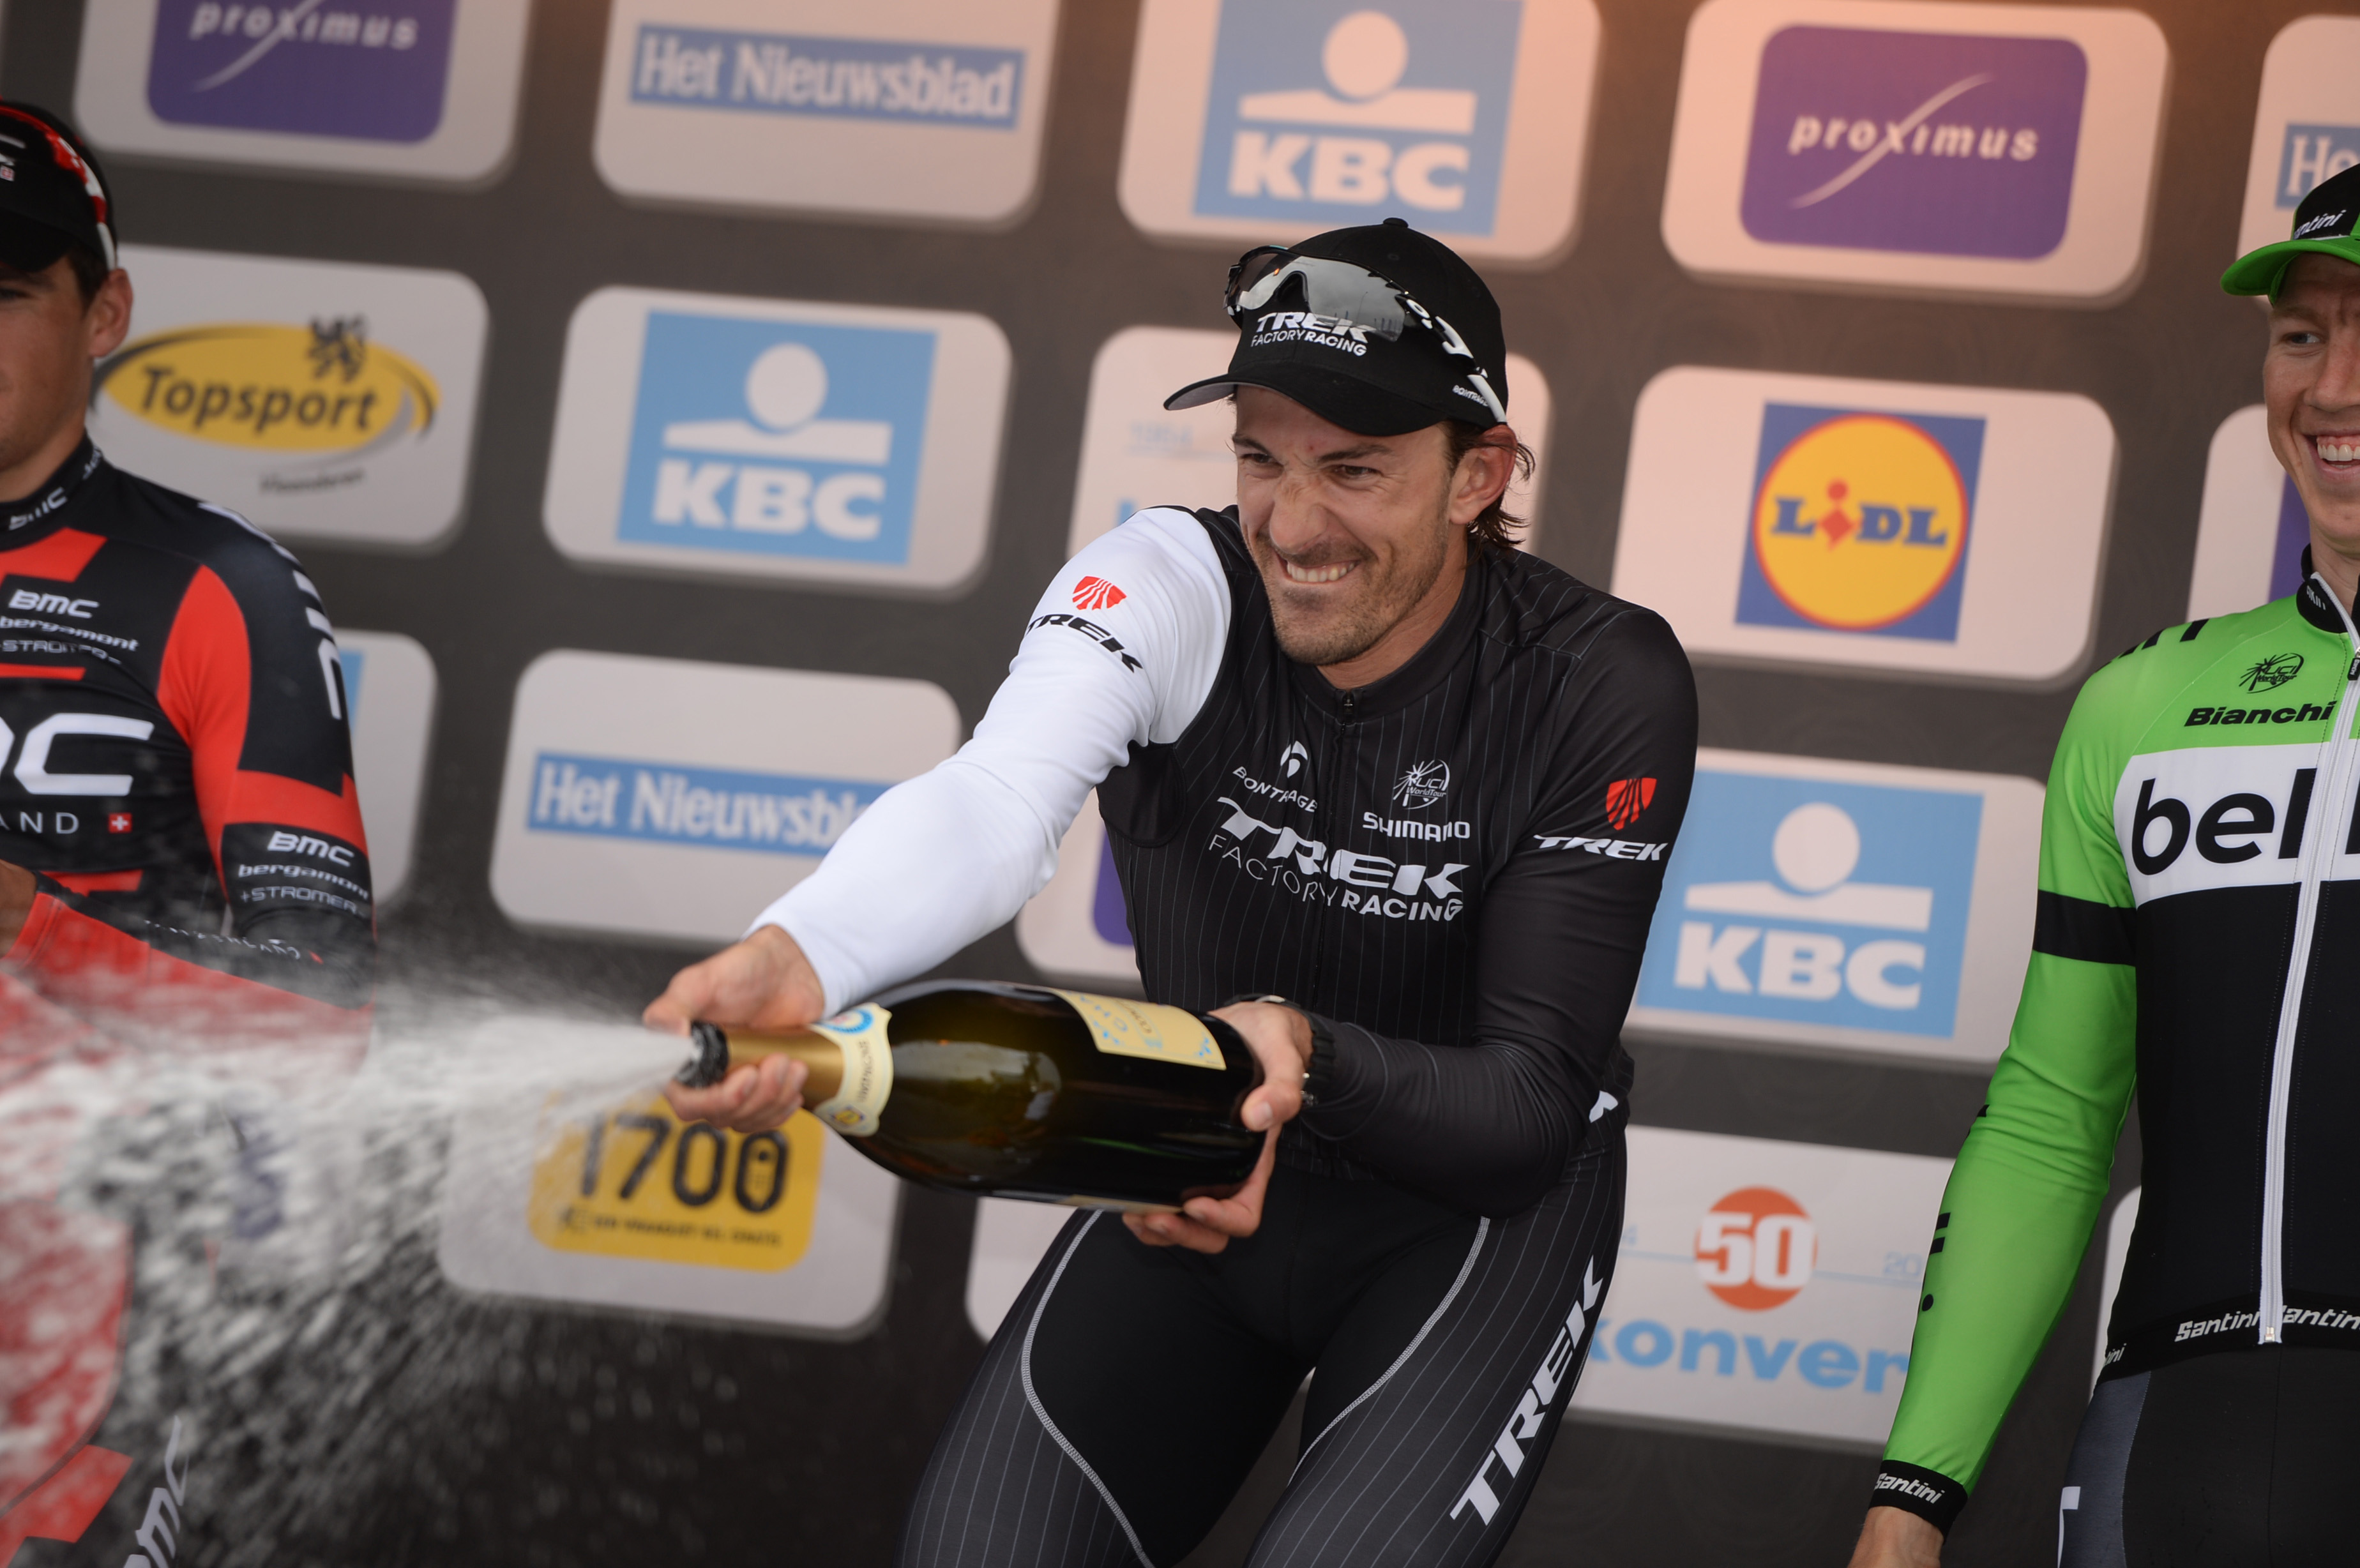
{"left": 0, "top": 240, "right": 110, "bottom": 306}
{"left": 1442, "top": 419, "right": 1537, "bottom": 550}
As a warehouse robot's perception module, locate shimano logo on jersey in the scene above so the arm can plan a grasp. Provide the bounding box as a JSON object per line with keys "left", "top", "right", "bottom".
{"left": 1634, "top": 770, "right": 1983, "bottom": 1040}
{"left": 617, "top": 312, "right": 935, "bottom": 567}
{"left": 1211, "top": 795, "right": 1465, "bottom": 921}
{"left": 1231, "top": 767, "right": 1317, "bottom": 815}
{"left": 148, "top": 2, "right": 456, "bottom": 142}
{"left": 1191, "top": 2, "right": 1521, "bottom": 235}
{"left": 527, "top": 751, "right": 885, "bottom": 856}
{"left": 629, "top": 26, "right": 1024, "bottom": 127}
{"left": 6, "top": 590, "right": 98, "bottom": 619}
{"left": 1363, "top": 811, "right": 1468, "bottom": 841}
{"left": 2116, "top": 745, "right": 2328, "bottom": 899}
{"left": 1451, "top": 1259, "right": 1603, "bottom": 1525}
{"left": 1030, "top": 612, "right": 1144, "bottom": 672}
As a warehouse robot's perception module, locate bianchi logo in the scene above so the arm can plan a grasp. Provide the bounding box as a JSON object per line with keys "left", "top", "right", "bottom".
{"left": 1393, "top": 760, "right": 1450, "bottom": 810}
{"left": 2241, "top": 652, "right": 2304, "bottom": 691}
{"left": 1071, "top": 575, "right": 1126, "bottom": 611}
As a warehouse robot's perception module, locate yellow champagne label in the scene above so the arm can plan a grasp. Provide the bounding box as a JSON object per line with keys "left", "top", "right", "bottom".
{"left": 807, "top": 1004, "right": 895, "bottom": 1136}
{"left": 1047, "top": 989, "right": 1226, "bottom": 1071}
{"left": 526, "top": 1091, "right": 825, "bottom": 1271}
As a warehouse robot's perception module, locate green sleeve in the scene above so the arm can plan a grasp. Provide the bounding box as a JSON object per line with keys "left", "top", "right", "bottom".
{"left": 1879, "top": 669, "right": 2139, "bottom": 1496}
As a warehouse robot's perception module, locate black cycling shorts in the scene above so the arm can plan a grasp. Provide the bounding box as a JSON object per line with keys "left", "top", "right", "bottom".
{"left": 2058, "top": 1345, "right": 2360, "bottom": 1566}
{"left": 896, "top": 1120, "right": 1626, "bottom": 1568}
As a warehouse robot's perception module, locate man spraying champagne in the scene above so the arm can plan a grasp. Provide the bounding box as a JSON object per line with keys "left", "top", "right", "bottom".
{"left": 649, "top": 219, "right": 1697, "bottom": 1567}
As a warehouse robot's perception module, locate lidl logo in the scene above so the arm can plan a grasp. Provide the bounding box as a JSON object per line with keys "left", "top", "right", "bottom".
{"left": 1636, "top": 769, "right": 1982, "bottom": 1040}
{"left": 1194, "top": 1, "right": 1518, "bottom": 233}
{"left": 146, "top": 1, "right": 456, "bottom": 141}
{"left": 1741, "top": 27, "right": 2085, "bottom": 259}
{"left": 618, "top": 313, "right": 932, "bottom": 566}
{"left": 2276, "top": 123, "right": 2360, "bottom": 210}
{"left": 96, "top": 319, "right": 436, "bottom": 457}
{"left": 1736, "top": 405, "right": 1981, "bottom": 642}
{"left": 1697, "top": 1187, "right": 1815, "bottom": 1311}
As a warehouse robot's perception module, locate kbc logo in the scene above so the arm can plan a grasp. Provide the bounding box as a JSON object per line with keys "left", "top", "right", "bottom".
{"left": 1737, "top": 404, "right": 1983, "bottom": 642}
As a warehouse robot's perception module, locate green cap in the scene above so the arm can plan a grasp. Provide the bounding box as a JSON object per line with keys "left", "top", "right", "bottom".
{"left": 2223, "top": 161, "right": 2360, "bottom": 298}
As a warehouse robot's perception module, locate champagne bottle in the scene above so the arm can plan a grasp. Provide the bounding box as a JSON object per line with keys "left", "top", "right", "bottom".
{"left": 677, "top": 981, "right": 1266, "bottom": 1212}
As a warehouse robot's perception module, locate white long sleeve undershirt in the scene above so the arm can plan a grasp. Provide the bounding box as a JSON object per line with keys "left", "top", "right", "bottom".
{"left": 749, "top": 508, "right": 1232, "bottom": 1014}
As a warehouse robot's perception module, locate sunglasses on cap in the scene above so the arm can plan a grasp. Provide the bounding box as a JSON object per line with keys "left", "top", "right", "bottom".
{"left": 1223, "top": 245, "right": 1507, "bottom": 424}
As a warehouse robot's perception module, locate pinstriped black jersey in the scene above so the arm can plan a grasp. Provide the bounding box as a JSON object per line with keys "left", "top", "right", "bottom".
{"left": 1099, "top": 508, "right": 1697, "bottom": 1216}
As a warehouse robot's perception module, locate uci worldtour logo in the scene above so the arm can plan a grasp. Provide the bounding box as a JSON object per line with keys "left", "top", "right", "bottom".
{"left": 1736, "top": 404, "right": 1983, "bottom": 644}
{"left": 1393, "top": 759, "right": 1449, "bottom": 810}
{"left": 618, "top": 312, "right": 935, "bottom": 565}
{"left": 1636, "top": 773, "right": 1982, "bottom": 1040}
{"left": 149, "top": 1, "right": 456, "bottom": 142}
{"left": 1195, "top": 1, "right": 1518, "bottom": 234}
{"left": 1741, "top": 27, "right": 2087, "bottom": 259}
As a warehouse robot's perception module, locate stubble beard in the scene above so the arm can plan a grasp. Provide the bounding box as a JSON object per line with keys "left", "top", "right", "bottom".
{"left": 1252, "top": 514, "right": 1452, "bottom": 670}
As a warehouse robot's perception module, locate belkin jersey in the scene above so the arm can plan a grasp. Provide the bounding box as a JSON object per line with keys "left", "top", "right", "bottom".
{"left": 0, "top": 439, "right": 374, "bottom": 1018}
{"left": 1875, "top": 555, "right": 2360, "bottom": 1531}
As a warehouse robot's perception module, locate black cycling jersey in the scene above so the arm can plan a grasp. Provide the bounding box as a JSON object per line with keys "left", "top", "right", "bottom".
{"left": 1102, "top": 509, "right": 1697, "bottom": 1216}
{"left": 905, "top": 513, "right": 1696, "bottom": 1567}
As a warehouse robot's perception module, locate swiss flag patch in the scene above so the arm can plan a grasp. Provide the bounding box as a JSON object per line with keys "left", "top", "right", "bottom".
{"left": 1072, "top": 576, "right": 1126, "bottom": 611}
{"left": 107, "top": 812, "right": 133, "bottom": 834}
{"left": 1604, "top": 778, "right": 1656, "bottom": 831}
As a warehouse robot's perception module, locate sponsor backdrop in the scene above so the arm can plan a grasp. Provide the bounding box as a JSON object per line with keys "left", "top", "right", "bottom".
{"left": 5, "top": 0, "right": 2330, "bottom": 1561}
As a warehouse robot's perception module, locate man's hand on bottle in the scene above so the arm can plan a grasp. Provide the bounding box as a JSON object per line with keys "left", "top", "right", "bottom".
{"left": 648, "top": 924, "right": 825, "bottom": 1133}
{"left": 1123, "top": 1000, "right": 1310, "bottom": 1256}
{"left": 1847, "top": 1507, "right": 1942, "bottom": 1568}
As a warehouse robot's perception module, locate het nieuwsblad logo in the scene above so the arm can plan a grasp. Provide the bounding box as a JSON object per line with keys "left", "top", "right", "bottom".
{"left": 94, "top": 318, "right": 437, "bottom": 482}
{"left": 1737, "top": 404, "right": 1984, "bottom": 644}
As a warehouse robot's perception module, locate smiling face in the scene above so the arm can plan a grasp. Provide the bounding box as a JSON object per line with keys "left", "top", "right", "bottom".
{"left": 2266, "top": 253, "right": 2360, "bottom": 594}
{"left": 1230, "top": 385, "right": 1512, "bottom": 686}
{"left": 0, "top": 252, "right": 128, "bottom": 497}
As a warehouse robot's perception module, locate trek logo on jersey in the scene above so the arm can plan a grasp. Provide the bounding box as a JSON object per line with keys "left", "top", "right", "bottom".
{"left": 628, "top": 25, "right": 1022, "bottom": 128}
{"left": 1451, "top": 1257, "right": 1603, "bottom": 1527}
{"left": 1741, "top": 27, "right": 2085, "bottom": 259}
{"left": 1071, "top": 576, "right": 1126, "bottom": 612}
{"left": 1191, "top": 1, "right": 1517, "bottom": 234}
{"left": 1393, "top": 760, "right": 1449, "bottom": 810}
{"left": 1736, "top": 404, "right": 1981, "bottom": 642}
{"left": 2277, "top": 124, "right": 2360, "bottom": 209}
{"left": 2115, "top": 744, "right": 2343, "bottom": 902}
{"left": 526, "top": 751, "right": 884, "bottom": 857}
{"left": 1028, "top": 614, "right": 1143, "bottom": 674}
{"left": 1697, "top": 1188, "right": 1815, "bottom": 1310}
{"left": 1211, "top": 795, "right": 1467, "bottom": 922}
{"left": 619, "top": 313, "right": 932, "bottom": 566}
{"left": 1635, "top": 770, "right": 1981, "bottom": 1039}
{"left": 148, "top": 1, "right": 456, "bottom": 142}
{"left": 96, "top": 319, "right": 438, "bottom": 476}
{"left": 1605, "top": 776, "right": 1656, "bottom": 831}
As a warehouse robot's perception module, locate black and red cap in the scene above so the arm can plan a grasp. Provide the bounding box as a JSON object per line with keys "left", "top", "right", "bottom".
{"left": 0, "top": 101, "right": 116, "bottom": 276}
{"left": 1165, "top": 217, "right": 1509, "bottom": 438}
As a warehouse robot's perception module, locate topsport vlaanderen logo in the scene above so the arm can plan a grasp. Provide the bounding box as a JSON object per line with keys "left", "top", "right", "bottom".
{"left": 1736, "top": 404, "right": 1983, "bottom": 643}
{"left": 1741, "top": 26, "right": 2087, "bottom": 260}
{"left": 95, "top": 317, "right": 438, "bottom": 485}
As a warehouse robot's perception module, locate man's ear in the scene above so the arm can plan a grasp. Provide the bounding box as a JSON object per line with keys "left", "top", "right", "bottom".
{"left": 85, "top": 268, "right": 132, "bottom": 360}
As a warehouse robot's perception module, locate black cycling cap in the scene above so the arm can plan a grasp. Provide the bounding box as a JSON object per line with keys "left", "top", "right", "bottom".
{"left": 0, "top": 102, "right": 116, "bottom": 276}
{"left": 1165, "top": 217, "right": 1509, "bottom": 438}
{"left": 2224, "top": 161, "right": 2360, "bottom": 299}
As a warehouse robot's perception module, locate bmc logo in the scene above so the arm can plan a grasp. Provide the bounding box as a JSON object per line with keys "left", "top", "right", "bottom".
{"left": 266, "top": 829, "right": 355, "bottom": 866}
{"left": 6, "top": 589, "right": 98, "bottom": 619}
{"left": 1697, "top": 1187, "right": 1815, "bottom": 1310}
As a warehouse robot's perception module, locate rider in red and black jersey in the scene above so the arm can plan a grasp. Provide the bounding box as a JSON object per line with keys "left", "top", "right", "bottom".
{"left": 0, "top": 103, "right": 374, "bottom": 1565}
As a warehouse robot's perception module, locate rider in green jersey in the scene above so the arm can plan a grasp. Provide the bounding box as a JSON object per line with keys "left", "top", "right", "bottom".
{"left": 1850, "top": 163, "right": 2360, "bottom": 1568}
